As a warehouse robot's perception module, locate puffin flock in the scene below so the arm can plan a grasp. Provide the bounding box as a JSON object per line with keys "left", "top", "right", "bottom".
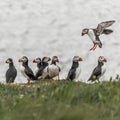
{"left": 5, "top": 20, "right": 115, "bottom": 84}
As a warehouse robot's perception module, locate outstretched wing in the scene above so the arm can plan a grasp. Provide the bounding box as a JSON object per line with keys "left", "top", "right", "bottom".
{"left": 96, "top": 20, "right": 115, "bottom": 36}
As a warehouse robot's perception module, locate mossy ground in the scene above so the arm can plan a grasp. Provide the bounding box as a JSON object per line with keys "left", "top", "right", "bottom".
{"left": 0, "top": 79, "right": 120, "bottom": 120}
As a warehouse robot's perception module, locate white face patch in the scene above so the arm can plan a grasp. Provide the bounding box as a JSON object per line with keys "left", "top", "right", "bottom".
{"left": 22, "top": 57, "right": 28, "bottom": 62}
{"left": 73, "top": 56, "right": 80, "bottom": 62}
{"left": 99, "top": 56, "right": 105, "bottom": 62}
{"left": 43, "top": 57, "right": 50, "bottom": 63}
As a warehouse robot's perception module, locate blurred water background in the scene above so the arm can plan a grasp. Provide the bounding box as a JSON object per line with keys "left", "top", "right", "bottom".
{"left": 0, "top": 0, "right": 120, "bottom": 83}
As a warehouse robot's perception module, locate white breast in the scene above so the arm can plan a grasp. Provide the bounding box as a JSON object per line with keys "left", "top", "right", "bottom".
{"left": 88, "top": 29, "right": 96, "bottom": 42}
{"left": 48, "top": 64, "right": 60, "bottom": 79}
{"left": 101, "top": 65, "right": 106, "bottom": 76}
{"left": 74, "top": 67, "right": 81, "bottom": 81}
{"left": 40, "top": 67, "right": 49, "bottom": 79}
{"left": 20, "top": 65, "right": 29, "bottom": 79}
{"left": 35, "top": 67, "right": 39, "bottom": 74}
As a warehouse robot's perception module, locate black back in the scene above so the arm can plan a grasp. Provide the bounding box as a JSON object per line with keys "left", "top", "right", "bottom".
{"left": 67, "top": 62, "right": 79, "bottom": 81}
{"left": 22, "top": 62, "right": 36, "bottom": 80}
{"left": 88, "top": 62, "right": 104, "bottom": 81}
{"left": 6, "top": 62, "right": 17, "bottom": 83}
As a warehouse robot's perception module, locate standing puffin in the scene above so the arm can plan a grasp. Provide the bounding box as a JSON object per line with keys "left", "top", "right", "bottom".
{"left": 67, "top": 56, "right": 83, "bottom": 81}
{"left": 18, "top": 56, "right": 36, "bottom": 84}
{"left": 33, "top": 57, "right": 42, "bottom": 75}
{"left": 35, "top": 57, "right": 51, "bottom": 80}
{"left": 46, "top": 56, "right": 61, "bottom": 80}
{"left": 5, "top": 58, "right": 17, "bottom": 83}
{"left": 81, "top": 20, "right": 115, "bottom": 51}
{"left": 88, "top": 56, "right": 107, "bottom": 82}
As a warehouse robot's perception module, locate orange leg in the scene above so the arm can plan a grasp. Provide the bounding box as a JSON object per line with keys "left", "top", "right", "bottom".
{"left": 90, "top": 44, "right": 97, "bottom": 51}
{"left": 92, "top": 44, "right": 97, "bottom": 51}
{"left": 27, "top": 79, "right": 30, "bottom": 84}
{"left": 58, "top": 75, "right": 60, "bottom": 81}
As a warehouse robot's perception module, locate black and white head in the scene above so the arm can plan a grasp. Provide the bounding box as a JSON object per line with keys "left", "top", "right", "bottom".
{"left": 6, "top": 58, "right": 13, "bottom": 64}
{"left": 52, "top": 56, "right": 59, "bottom": 63}
{"left": 81, "top": 28, "right": 89, "bottom": 36}
{"left": 33, "top": 58, "right": 41, "bottom": 63}
{"left": 18, "top": 56, "right": 28, "bottom": 63}
{"left": 98, "top": 56, "right": 107, "bottom": 63}
{"left": 42, "top": 57, "right": 51, "bottom": 63}
{"left": 73, "top": 56, "right": 83, "bottom": 62}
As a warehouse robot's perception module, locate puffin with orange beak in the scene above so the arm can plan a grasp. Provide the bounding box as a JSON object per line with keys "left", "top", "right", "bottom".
{"left": 67, "top": 56, "right": 83, "bottom": 81}
{"left": 46, "top": 56, "right": 61, "bottom": 80}
{"left": 33, "top": 57, "right": 42, "bottom": 75}
{"left": 18, "top": 56, "right": 36, "bottom": 84}
{"left": 81, "top": 20, "right": 115, "bottom": 51}
{"left": 88, "top": 56, "right": 107, "bottom": 82}
{"left": 5, "top": 58, "right": 17, "bottom": 83}
{"left": 35, "top": 57, "right": 51, "bottom": 80}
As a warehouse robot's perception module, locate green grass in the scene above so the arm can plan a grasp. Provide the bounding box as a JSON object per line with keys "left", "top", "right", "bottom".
{"left": 0, "top": 79, "right": 120, "bottom": 120}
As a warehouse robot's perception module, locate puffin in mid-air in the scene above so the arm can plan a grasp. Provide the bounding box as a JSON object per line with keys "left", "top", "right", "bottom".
{"left": 88, "top": 56, "right": 107, "bottom": 82}
{"left": 33, "top": 57, "right": 42, "bottom": 76}
{"left": 18, "top": 56, "right": 36, "bottom": 84}
{"left": 35, "top": 57, "right": 51, "bottom": 80}
{"left": 67, "top": 56, "right": 83, "bottom": 81}
{"left": 5, "top": 58, "right": 17, "bottom": 83}
{"left": 81, "top": 20, "right": 115, "bottom": 51}
{"left": 46, "top": 56, "right": 61, "bottom": 80}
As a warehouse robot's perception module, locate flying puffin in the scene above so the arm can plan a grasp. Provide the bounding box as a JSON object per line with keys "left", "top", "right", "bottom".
{"left": 88, "top": 56, "right": 107, "bottom": 82}
{"left": 35, "top": 57, "right": 51, "bottom": 80}
{"left": 18, "top": 56, "right": 36, "bottom": 84}
{"left": 81, "top": 20, "right": 115, "bottom": 51}
{"left": 5, "top": 58, "right": 17, "bottom": 83}
{"left": 46, "top": 56, "right": 61, "bottom": 80}
{"left": 33, "top": 57, "right": 42, "bottom": 75}
{"left": 67, "top": 56, "right": 83, "bottom": 81}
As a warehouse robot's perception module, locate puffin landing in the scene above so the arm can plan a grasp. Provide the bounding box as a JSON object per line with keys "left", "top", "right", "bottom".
{"left": 18, "top": 56, "right": 36, "bottom": 84}
{"left": 5, "top": 58, "right": 17, "bottom": 83}
{"left": 35, "top": 57, "right": 51, "bottom": 80}
{"left": 46, "top": 56, "right": 61, "bottom": 80}
{"left": 88, "top": 56, "right": 107, "bottom": 82}
{"left": 67, "top": 56, "right": 83, "bottom": 81}
{"left": 81, "top": 20, "right": 115, "bottom": 51}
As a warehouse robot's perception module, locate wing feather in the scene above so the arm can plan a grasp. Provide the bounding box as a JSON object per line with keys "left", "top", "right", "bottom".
{"left": 96, "top": 20, "right": 115, "bottom": 36}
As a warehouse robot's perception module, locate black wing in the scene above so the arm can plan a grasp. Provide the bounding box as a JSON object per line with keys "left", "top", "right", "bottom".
{"left": 35, "top": 66, "right": 45, "bottom": 79}
{"left": 88, "top": 67, "right": 101, "bottom": 81}
{"left": 25, "top": 66, "right": 36, "bottom": 80}
{"left": 6, "top": 67, "right": 17, "bottom": 83}
{"left": 67, "top": 68, "right": 76, "bottom": 81}
{"left": 96, "top": 20, "right": 115, "bottom": 36}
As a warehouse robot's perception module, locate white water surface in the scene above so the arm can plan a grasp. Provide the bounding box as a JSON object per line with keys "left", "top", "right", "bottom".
{"left": 0, "top": 0, "right": 120, "bottom": 83}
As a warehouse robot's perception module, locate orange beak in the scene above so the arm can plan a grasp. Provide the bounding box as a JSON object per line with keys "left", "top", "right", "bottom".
{"left": 18, "top": 59, "right": 22, "bottom": 62}
{"left": 81, "top": 33, "right": 84, "bottom": 36}
{"left": 79, "top": 57, "right": 83, "bottom": 61}
{"left": 33, "top": 59, "right": 36, "bottom": 63}
{"left": 103, "top": 58, "right": 107, "bottom": 62}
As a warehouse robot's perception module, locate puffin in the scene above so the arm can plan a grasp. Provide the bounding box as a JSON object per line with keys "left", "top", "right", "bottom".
{"left": 33, "top": 57, "right": 42, "bottom": 75}
{"left": 18, "top": 56, "right": 36, "bottom": 84}
{"left": 67, "top": 56, "right": 83, "bottom": 81}
{"left": 5, "top": 58, "right": 17, "bottom": 83}
{"left": 88, "top": 56, "right": 107, "bottom": 82}
{"left": 81, "top": 20, "right": 115, "bottom": 51}
{"left": 35, "top": 57, "right": 51, "bottom": 80}
{"left": 46, "top": 56, "right": 61, "bottom": 80}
